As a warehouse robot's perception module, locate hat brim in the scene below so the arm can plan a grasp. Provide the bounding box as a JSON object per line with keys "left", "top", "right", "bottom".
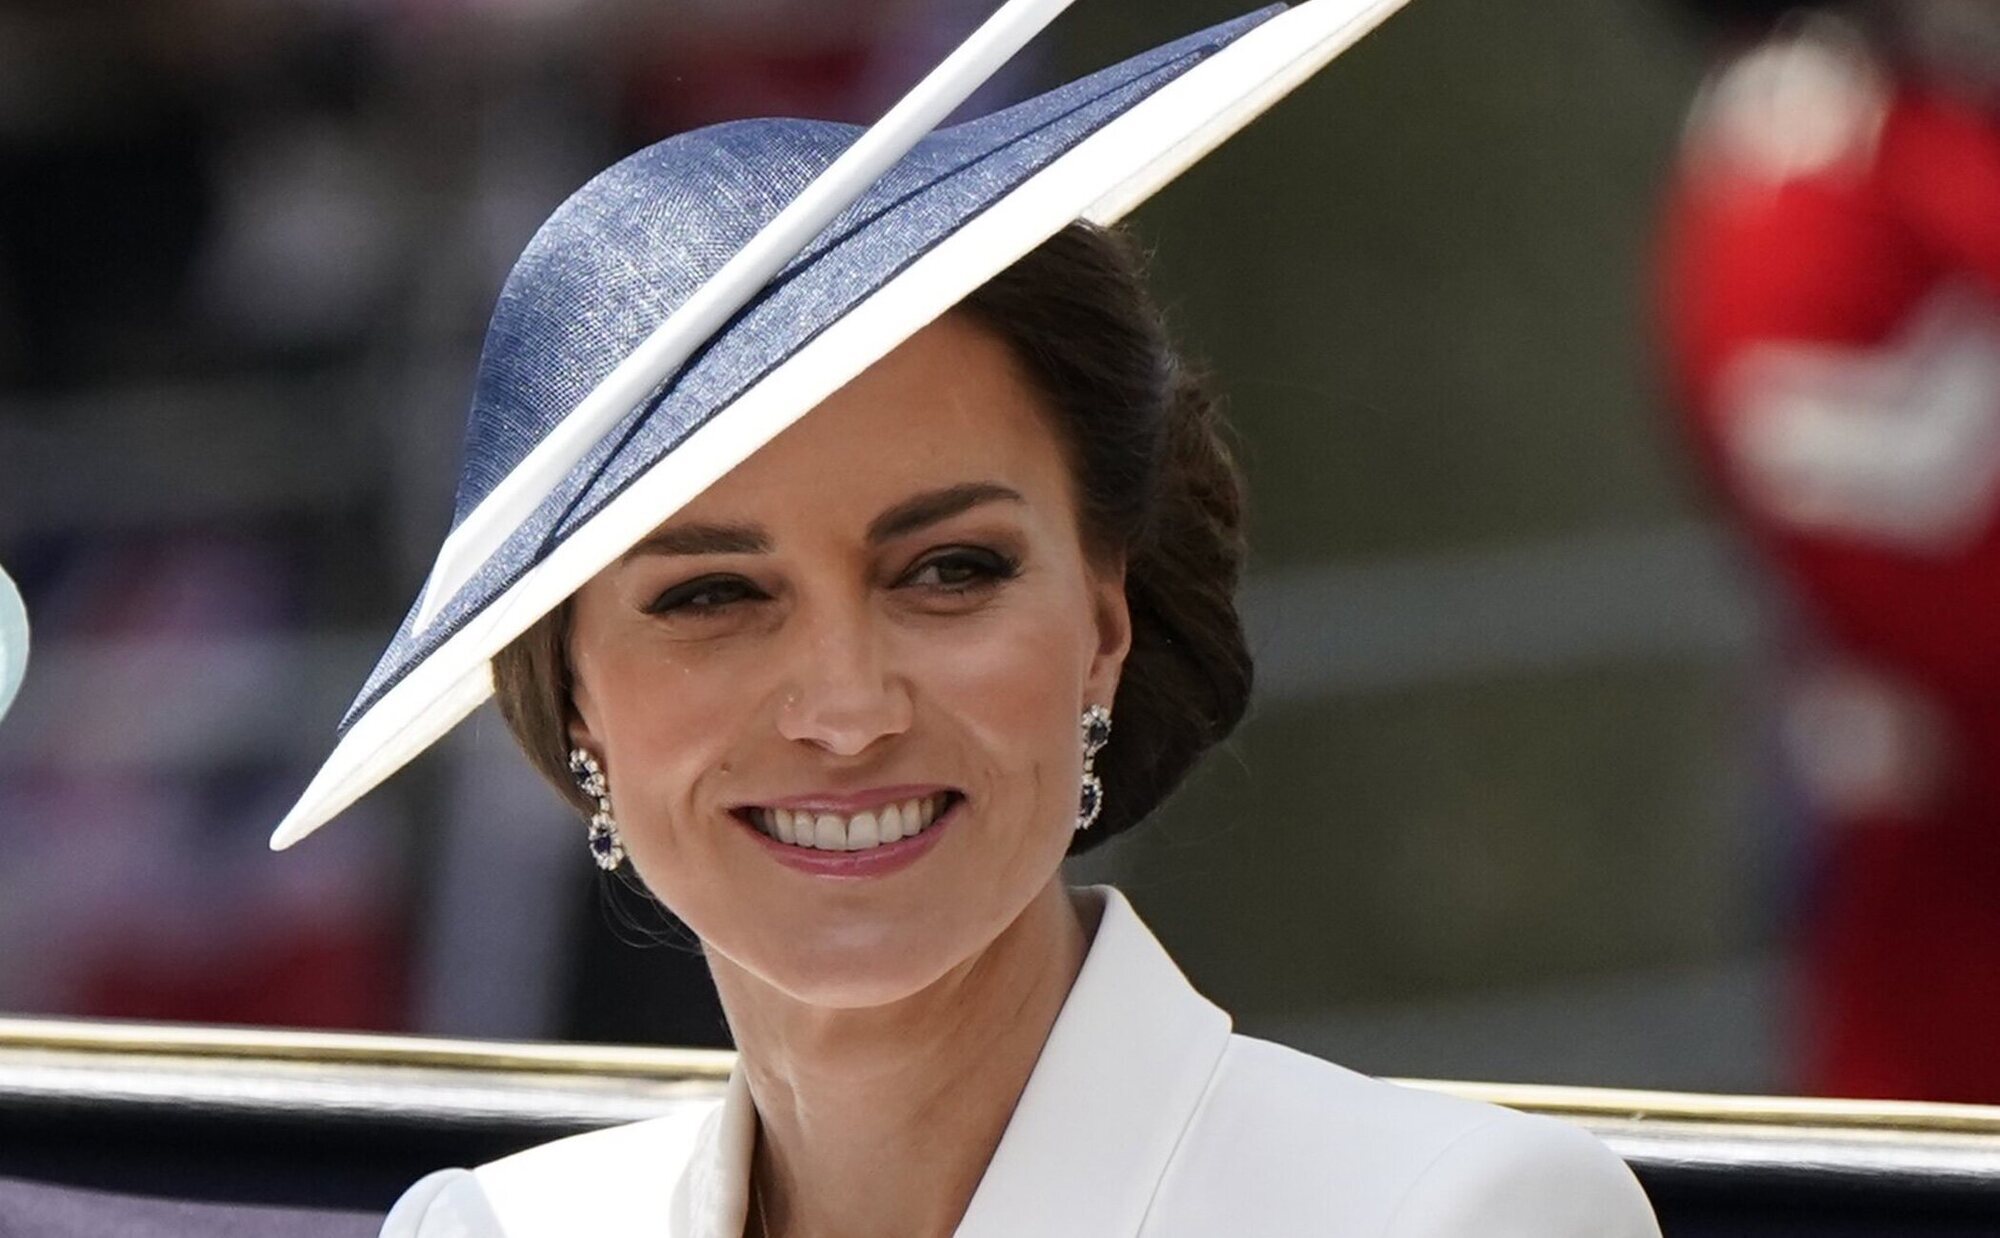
{"left": 272, "top": 0, "right": 1410, "bottom": 850}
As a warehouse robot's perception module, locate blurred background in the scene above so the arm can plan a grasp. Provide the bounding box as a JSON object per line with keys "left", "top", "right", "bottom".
{"left": 3, "top": 0, "right": 1998, "bottom": 1105}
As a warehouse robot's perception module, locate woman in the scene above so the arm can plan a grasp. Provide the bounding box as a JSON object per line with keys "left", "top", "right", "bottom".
{"left": 273, "top": 3, "right": 1662, "bottom": 1233}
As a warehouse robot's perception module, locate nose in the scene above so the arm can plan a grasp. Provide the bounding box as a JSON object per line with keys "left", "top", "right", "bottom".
{"left": 775, "top": 593, "right": 912, "bottom": 757}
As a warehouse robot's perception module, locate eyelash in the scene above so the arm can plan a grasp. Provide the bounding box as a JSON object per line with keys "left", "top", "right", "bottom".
{"left": 644, "top": 547, "right": 1020, "bottom": 616}
{"left": 902, "top": 546, "right": 1020, "bottom": 591}
{"left": 645, "top": 576, "right": 763, "bottom": 615}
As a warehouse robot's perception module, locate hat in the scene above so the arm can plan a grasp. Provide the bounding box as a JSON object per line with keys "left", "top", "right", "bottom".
{"left": 272, "top": 0, "right": 1411, "bottom": 850}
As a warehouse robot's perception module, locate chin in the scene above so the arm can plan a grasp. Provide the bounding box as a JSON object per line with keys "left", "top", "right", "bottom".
{"left": 650, "top": 803, "right": 1066, "bottom": 1011}
{"left": 750, "top": 919, "right": 977, "bottom": 1011}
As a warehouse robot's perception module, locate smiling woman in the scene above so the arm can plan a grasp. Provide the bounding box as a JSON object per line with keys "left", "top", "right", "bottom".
{"left": 264, "top": 2, "right": 1663, "bottom": 1235}
{"left": 554, "top": 306, "right": 1131, "bottom": 1016}
{"left": 494, "top": 224, "right": 1230, "bottom": 1028}
{"left": 496, "top": 224, "right": 1251, "bottom": 872}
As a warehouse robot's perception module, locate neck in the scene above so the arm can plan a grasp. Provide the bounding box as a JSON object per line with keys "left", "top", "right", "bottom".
{"left": 711, "top": 879, "right": 1090, "bottom": 1238}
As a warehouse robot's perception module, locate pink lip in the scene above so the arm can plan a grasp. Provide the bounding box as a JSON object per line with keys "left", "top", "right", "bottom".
{"left": 745, "top": 785, "right": 955, "bottom": 814}
{"left": 737, "top": 795, "right": 960, "bottom": 880}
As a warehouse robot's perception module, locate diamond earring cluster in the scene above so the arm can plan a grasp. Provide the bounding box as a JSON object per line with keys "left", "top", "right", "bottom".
{"left": 567, "top": 748, "right": 626, "bottom": 871}
{"left": 1076, "top": 704, "right": 1112, "bottom": 831}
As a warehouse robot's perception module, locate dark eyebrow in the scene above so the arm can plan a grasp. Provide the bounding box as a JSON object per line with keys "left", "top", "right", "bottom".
{"left": 621, "top": 523, "right": 771, "bottom": 562}
{"left": 866, "top": 482, "right": 1024, "bottom": 545}
{"left": 619, "top": 482, "right": 1022, "bottom": 563}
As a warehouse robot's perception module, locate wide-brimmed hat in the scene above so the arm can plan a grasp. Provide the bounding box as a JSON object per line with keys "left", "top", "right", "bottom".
{"left": 272, "top": 0, "right": 1410, "bottom": 850}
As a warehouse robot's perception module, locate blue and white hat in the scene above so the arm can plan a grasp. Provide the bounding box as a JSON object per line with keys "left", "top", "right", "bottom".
{"left": 272, "top": 0, "right": 1410, "bottom": 850}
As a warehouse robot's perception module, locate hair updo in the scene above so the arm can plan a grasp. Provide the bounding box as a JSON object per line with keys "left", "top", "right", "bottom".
{"left": 491, "top": 220, "right": 1253, "bottom": 853}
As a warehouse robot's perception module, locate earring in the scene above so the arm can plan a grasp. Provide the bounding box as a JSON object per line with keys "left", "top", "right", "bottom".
{"left": 567, "top": 748, "right": 627, "bottom": 870}
{"left": 1076, "top": 704, "right": 1112, "bottom": 831}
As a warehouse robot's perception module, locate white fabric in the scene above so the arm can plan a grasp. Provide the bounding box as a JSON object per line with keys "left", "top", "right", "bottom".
{"left": 379, "top": 887, "right": 1660, "bottom": 1238}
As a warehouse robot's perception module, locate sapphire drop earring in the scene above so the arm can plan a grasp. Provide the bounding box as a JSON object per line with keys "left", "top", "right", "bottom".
{"left": 1076, "top": 705, "right": 1112, "bottom": 831}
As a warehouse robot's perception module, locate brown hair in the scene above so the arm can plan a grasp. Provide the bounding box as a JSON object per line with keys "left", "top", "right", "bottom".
{"left": 492, "top": 221, "right": 1253, "bottom": 852}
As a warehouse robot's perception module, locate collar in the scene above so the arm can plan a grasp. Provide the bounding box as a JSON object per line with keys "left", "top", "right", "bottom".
{"left": 676, "top": 884, "right": 1233, "bottom": 1238}
{"left": 674, "top": 1067, "right": 758, "bottom": 1235}
{"left": 953, "top": 885, "right": 1233, "bottom": 1236}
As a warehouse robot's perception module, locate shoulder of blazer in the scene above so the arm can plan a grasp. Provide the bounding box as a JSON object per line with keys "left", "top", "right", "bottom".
{"left": 476, "top": 1103, "right": 718, "bottom": 1186}
{"left": 1381, "top": 1109, "right": 1661, "bottom": 1238}
{"left": 376, "top": 1103, "right": 724, "bottom": 1237}
{"left": 1144, "top": 1034, "right": 1660, "bottom": 1237}
{"left": 378, "top": 1167, "right": 494, "bottom": 1237}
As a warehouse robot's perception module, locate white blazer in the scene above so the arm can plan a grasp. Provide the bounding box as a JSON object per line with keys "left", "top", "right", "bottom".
{"left": 381, "top": 886, "right": 1661, "bottom": 1237}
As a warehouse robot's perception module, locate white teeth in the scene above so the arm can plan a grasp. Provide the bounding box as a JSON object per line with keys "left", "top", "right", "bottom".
{"left": 847, "top": 811, "right": 879, "bottom": 850}
{"left": 753, "top": 795, "right": 952, "bottom": 851}
{"left": 813, "top": 813, "right": 845, "bottom": 850}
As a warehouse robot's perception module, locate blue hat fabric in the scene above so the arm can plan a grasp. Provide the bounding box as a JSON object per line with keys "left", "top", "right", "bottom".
{"left": 346, "top": 6, "right": 1279, "bottom": 733}
{"left": 274, "top": 0, "right": 1411, "bottom": 849}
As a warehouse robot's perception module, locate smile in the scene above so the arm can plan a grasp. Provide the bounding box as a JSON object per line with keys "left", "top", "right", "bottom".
{"left": 742, "top": 792, "right": 957, "bottom": 852}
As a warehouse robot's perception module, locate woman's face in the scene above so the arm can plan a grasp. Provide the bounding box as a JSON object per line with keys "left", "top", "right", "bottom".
{"left": 566, "top": 311, "right": 1131, "bottom": 1009}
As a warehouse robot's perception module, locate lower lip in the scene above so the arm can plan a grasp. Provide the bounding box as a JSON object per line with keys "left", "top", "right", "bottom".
{"left": 738, "top": 799, "right": 959, "bottom": 879}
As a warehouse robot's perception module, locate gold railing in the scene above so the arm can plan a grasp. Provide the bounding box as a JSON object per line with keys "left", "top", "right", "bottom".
{"left": 7, "top": 1013, "right": 2000, "bottom": 1140}
{"left": 0, "top": 1014, "right": 732, "bottom": 1081}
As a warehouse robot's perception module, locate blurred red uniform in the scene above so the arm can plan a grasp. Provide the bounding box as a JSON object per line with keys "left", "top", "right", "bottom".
{"left": 1659, "top": 18, "right": 2000, "bottom": 1100}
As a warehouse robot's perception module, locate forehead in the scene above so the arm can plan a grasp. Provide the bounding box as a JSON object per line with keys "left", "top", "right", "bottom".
{"left": 678, "top": 311, "right": 1072, "bottom": 526}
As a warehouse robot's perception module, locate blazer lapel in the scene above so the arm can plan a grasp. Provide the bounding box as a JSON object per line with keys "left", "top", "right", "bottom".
{"left": 469, "top": 1069, "right": 749, "bottom": 1238}
{"left": 953, "top": 886, "right": 1233, "bottom": 1238}
{"left": 477, "top": 887, "right": 1225, "bottom": 1238}
{"left": 671, "top": 1067, "right": 758, "bottom": 1237}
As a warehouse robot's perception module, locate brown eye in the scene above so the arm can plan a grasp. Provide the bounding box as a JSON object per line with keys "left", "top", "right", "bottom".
{"left": 901, "top": 547, "right": 1019, "bottom": 591}
{"left": 647, "top": 575, "right": 766, "bottom": 615}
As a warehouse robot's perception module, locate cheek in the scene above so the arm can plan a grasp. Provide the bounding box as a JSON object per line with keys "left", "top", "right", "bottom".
{"left": 581, "top": 642, "right": 753, "bottom": 847}
{"left": 923, "top": 619, "right": 1076, "bottom": 719}
{"left": 900, "top": 601, "right": 1092, "bottom": 809}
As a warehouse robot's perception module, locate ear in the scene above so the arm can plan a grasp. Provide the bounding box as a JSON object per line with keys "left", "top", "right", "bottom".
{"left": 562, "top": 627, "right": 602, "bottom": 759}
{"left": 566, "top": 695, "right": 600, "bottom": 759}
{"left": 1084, "top": 555, "right": 1133, "bottom": 710}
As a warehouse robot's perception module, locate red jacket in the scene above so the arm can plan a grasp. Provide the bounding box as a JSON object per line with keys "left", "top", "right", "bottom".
{"left": 1660, "top": 33, "right": 2000, "bottom": 704}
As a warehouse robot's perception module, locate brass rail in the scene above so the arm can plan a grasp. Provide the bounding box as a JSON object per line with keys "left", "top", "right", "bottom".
{"left": 8, "top": 1013, "right": 2000, "bottom": 1137}
{"left": 0, "top": 1015, "right": 732, "bottom": 1081}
